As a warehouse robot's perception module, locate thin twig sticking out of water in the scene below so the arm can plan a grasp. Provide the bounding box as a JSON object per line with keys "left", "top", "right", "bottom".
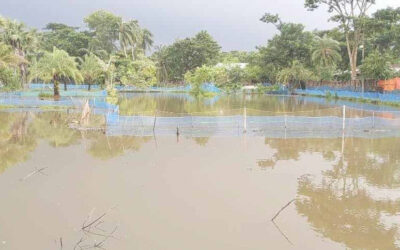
{"left": 271, "top": 198, "right": 297, "bottom": 246}
{"left": 271, "top": 199, "right": 296, "bottom": 222}
{"left": 73, "top": 207, "right": 119, "bottom": 250}
{"left": 20, "top": 167, "right": 48, "bottom": 181}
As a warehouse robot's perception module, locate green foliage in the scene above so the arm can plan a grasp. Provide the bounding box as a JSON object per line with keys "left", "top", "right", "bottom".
{"left": 84, "top": 10, "right": 122, "bottom": 55}
{"left": 106, "top": 85, "right": 118, "bottom": 104}
{"left": 38, "top": 92, "right": 53, "bottom": 99}
{"left": 312, "top": 35, "right": 341, "bottom": 67}
{"left": 80, "top": 53, "right": 104, "bottom": 90}
{"left": 29, "top": 47, "right": 83, "bottom": 97}
{"left": 256, "top": 16, "right": 314, "bottom": 83}
{"left": 41, "top": 23, "right": 91, "bottom": 58}
{"left": 360, "top": 50, "right": 394, "bottom": 80}
{"left": 152, "top": 31, "right": 221, "bottom": 82}
{"left": 118, "top": 56, "right": 157, "bottom": 88}
{"left": 0, "top": 67, "right": 20, "bottom": 90}
{"left": 277, "top": 60, "right": 315, "bottom": 87}
{"left": 184, "top": 64, "right": 249, "bottom": 93}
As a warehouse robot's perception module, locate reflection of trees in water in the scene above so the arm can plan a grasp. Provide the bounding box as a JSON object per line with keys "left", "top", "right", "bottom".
{"left": 262, "top": 137, "right": 400, "bottom": 249}
{"left": 193, "top": 137, "right": 210, "bottom": 146}
{"left": 88, "top": 134, "right": 151, "bottom": 160}
{"left": 0, "top": 112, "right": 37, "bottom": 173}
{"left": 32, "top": 112, "right": 81, "bottom": 147}
{"left": 263, "top": 137, "right": 400, "bottom": 188}
{"left": 297, "top": 176, "right": 400, "bottom": 250}
{"left": 117, "top": 94, "right": 331, "bottom": 116}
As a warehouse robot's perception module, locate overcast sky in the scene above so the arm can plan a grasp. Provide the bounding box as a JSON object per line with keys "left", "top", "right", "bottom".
{"left": 1, "top": 0, "right": 400, "bottom": 51}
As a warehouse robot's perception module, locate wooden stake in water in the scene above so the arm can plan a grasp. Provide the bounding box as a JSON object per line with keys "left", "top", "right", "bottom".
{"left": 372, "top": 111, "right": 375, "bottom": 129}
{"left": 153, "top": 110, "right": 157, "bottom": 132}
{"left": 342, "top": 105, "right": 346, "bottom": 131}
{"left": 243, "top": 107, "right": 247, "bottom": 133}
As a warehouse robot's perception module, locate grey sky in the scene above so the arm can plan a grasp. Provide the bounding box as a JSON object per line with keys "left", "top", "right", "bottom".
{"left": 1, "top": 0, "right": 400, "bottom": 51}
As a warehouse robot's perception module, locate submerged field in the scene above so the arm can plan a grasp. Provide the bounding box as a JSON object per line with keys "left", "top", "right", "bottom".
{"left": 0, "top": 93, "right": 399, "bottom": 249}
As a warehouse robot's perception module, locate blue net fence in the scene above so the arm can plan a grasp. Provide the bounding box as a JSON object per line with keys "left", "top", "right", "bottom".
{"left": 104, "top": 107, "right": 400, "bottom": 138}
{"left": 1, "top": 93, "right": 400, "bottom": 139}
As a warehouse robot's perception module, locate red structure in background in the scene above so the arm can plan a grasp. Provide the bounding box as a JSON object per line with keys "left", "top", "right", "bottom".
{"left": 378, "top": 78, "right": 400, "bottom": 91}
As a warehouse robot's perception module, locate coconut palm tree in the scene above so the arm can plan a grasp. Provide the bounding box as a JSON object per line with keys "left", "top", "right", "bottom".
{"left": 141, "top": 28, "right": 154, "bottom": 53}
{"left": 0, "top": 42, "right": 25, "bottom": 68}
{"left": 1, "top": 19, "right": 38, "bottom": 86}
{"left": 80, "top": 53, "right": 105, "bottom": 91}
{"left": 277, "top": 60, "right": 314, "bottom": 90}
{"left": 119, "top": 20, "right": 142, "bottom": 60}
{"left": 312, "top": 35, "right": 341, "bottom": 67}
{"left": 30, "top": 47, "right": 82, "bottom": 99}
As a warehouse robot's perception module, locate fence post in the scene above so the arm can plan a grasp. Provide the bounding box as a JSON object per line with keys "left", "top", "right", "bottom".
{"left": 153, "top": 110, "right": 157, "bottom": 132}
{"left": 372, "top": 111, "right": 375, "bottom": 129}
{"left": 342, "top": 105, "right": 346, "bottom": 131}
{"left": 243, "top": 107, "right": 247, "bottom": 133}
{"left": 284, "top": 114, "right": 287, "bottom": 129}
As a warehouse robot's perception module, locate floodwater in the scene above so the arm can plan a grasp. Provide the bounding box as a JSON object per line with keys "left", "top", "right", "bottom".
{"left": 0, "top": 94, "right": 400, "bottom": 250}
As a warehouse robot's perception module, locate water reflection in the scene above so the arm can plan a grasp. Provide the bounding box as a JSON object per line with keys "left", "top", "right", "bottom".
{"left": 87, "top": 134, "right": 151, "bottom": 160}
{"left": 0, "top": 111, "right": 152, "bottom": 170}
{"left": 117, "top": 93, "right": 338, "bottom": 115}
{"left": 261, "top": 137, "right": 400, "bottom": 249}
{"left": 0, "top": 112, "right": 36, "bottom": 173}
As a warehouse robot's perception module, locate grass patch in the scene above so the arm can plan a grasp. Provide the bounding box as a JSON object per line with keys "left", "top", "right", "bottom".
{"left": 39, "top": 105, "right": 71, "bottom": 110}
{"left": 0, "top": 104, "right": 16, "bottom": 109}
{"left": 38, "top": 92, "right": 54, "bottom": 99}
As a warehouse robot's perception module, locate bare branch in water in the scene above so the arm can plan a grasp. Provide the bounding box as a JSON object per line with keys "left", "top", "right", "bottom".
{"left": 20, "top": 167, "right": 48, "bottom": 181}
{"left": 271, "top": 199, "right": 296, "bottom": 221}
{"left": 270, "top": 198, "right": 297, "bottom": 245}
{"left": 272, "top": 221, "right": 293, "bottom": 245}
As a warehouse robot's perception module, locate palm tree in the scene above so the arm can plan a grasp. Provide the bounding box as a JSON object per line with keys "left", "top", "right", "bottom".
{"left": 153, "top": 45, "right": 168, "bottom": 84}
{"left": 277, "top": 60, "right": 314, "bottom": 90}
{"left": 118, "top": 20, "right": 141, "bottom": 60}
{"left": 312, "top": 35, "right": 341, "bottom": 67}
{"left": 1, "top": 19, "right": 38, "bottom": 86}
{"left": 141, "top": 28, "right": 154, "bottom": 53}
{"left": 30, "top": 47, "right": 82, "bottom": 99}
{"left": 80, "top": 53, "right": 105, "bottom": 91}
{"left": 0, "top": 42, "right": 25, "bottom": 68}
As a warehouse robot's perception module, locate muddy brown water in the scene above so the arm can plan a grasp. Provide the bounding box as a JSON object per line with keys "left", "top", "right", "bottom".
{"left": 0, "top": 94, "right": 399, "bottom": 249}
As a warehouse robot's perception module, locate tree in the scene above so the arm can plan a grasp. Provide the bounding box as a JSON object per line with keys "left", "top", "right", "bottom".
{"left": 153, "top": 31, "right": 221, "bottom": 82}
{"left": 259, "top": 14, "right": 314, "bottom": 75}
{"left": 277, "top": 60, "right": 315, "bottom": 89}
{"left": 0, "top": 42, "right": 25, "bottom": 68}
{"left": 118, "top": 55, "right": 157, "bottom": 88}
{"left": 41, "top": 23, "right": 91, "bottom": 58}
{"left": 80, "top": 53, "right": 104, "bottom": 90}
{"left": 360, "top": 50, "right": 393, "bottom": 80}
{"left": 140, "top": 28, "right": 154, "bottom": 53}
{"left": 30, "top": 47, "right": 83, "bottom": 98}
{"left": 312, "top": 35, "right": 341, "bottom": 67}
{"left": 84, "top": 10, "right": 122, "bottom": 55}
{"left": 305, "top": 0, "right": 376, "bottom": 81}
{"left": 119, "top": 20, "right": 141, "bottom": 59}
{"left": 1, "top": 18, "right": 38, "bottom": 86}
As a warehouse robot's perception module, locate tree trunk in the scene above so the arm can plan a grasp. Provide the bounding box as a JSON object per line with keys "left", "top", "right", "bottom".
{"left": 54, "top": 80, "right": 60, "bottom": 100}
{"left": 64, "top": 82, "right": 67, "bottom": 91}
{"left": 88, "top": 82, "right": 91, "bottom": 91}
{"left": 345, "top": 33, "right": 359, "bottom": 82}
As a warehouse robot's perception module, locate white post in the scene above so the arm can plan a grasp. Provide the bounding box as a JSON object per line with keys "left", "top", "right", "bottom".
{"left": 243, "top": 107, "right": 247, "bottom": 133}
{"left": 284, "top": 115, "right": 287, "bottom": 129}
{"left": 342, "top": 105, "right": 346, "bottom": 131}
